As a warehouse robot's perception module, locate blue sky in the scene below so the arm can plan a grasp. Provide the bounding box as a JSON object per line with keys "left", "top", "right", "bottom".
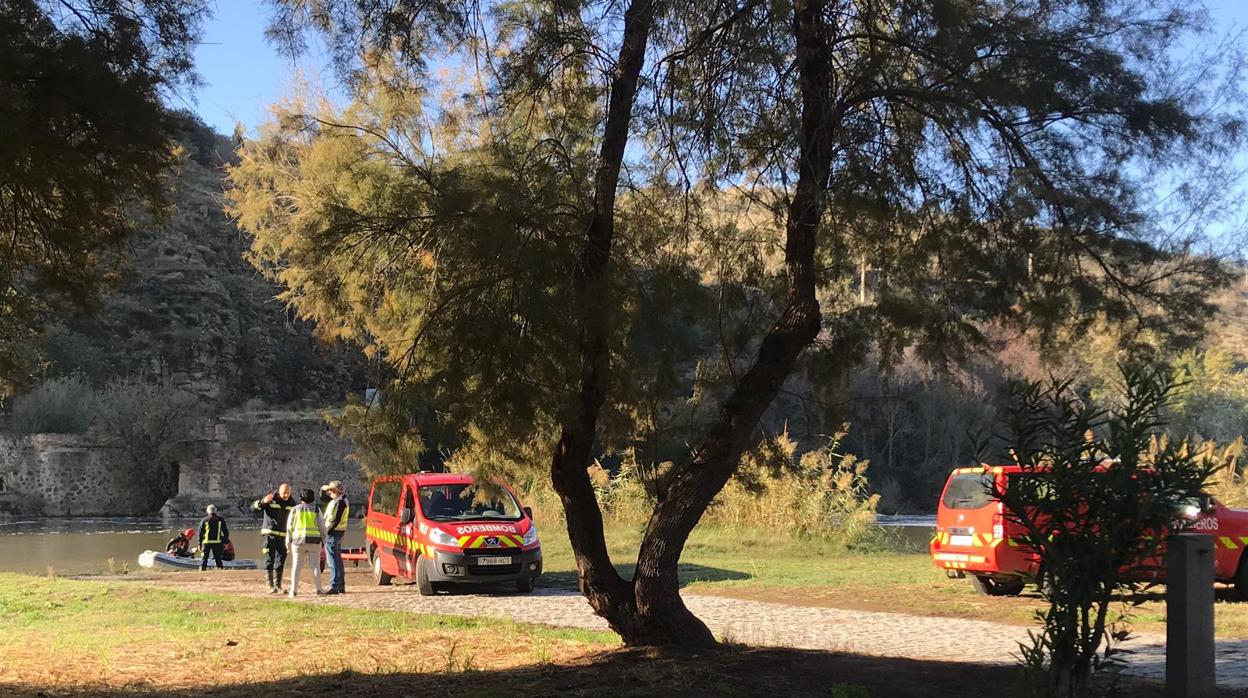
{"left": 190, "top": 1, "right": 1248, "bottom": 136}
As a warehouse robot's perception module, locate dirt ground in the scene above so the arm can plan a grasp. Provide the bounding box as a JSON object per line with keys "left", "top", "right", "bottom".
{"left": 0, "top": 645, "right": 1183, "bottom": 698}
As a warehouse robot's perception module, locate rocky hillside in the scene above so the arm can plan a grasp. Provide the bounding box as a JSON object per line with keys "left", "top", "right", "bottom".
{"left": 39, "top": 116, "right": 365, "bottom": 407}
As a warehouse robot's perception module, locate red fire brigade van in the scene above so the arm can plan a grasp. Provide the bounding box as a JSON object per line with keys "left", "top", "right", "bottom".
{"left": 365, "top": 472, "right": 542, "bottom": 595}
{"left": 930, "top": 465, "right": 1248, "bottom": 596}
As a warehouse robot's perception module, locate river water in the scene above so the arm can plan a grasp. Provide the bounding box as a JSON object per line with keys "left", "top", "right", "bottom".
{"left": 0, "top": 518, "right": 367, "bottom": 576}
{"left": 0, "top": 515, "right": 936, "bottom": 576}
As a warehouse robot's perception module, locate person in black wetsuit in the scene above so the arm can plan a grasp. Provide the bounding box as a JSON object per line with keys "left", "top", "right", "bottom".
{"left": 165, "top": 528, "right": 195, "bottom": 558}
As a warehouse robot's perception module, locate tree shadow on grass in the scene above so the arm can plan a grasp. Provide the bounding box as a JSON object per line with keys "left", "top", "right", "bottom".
{"left": 539, "top": 562, "right": 751, "bottom": 591}
{"left": 0, "top": 645, "right": 1200, "bottom": 698}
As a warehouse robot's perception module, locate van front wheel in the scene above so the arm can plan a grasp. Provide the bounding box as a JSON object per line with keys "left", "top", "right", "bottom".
{"left": 416, "top": 555, "right": 436, "bottom": 596}
{"left": 1234, "top": 553, "right": 1248, "bottom": 599}
{"left": 971, "top": 575, "right": 1025, "bottom": 596}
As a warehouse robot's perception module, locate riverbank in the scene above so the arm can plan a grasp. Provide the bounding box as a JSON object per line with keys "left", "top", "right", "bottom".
{"left": 0, "top": 572, "right": 1168, "bottom": 697}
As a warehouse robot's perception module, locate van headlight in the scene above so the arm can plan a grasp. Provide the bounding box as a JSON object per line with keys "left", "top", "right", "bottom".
{"left": 429, "top": 528, "right": 460, "bottom": 547}
{"left": 522, "top": 524, "right": 539, "bottom": 546}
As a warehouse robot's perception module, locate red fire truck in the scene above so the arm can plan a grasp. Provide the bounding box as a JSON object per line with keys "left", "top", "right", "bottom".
{"left": 930, "top": 465, "right": 1248, "bottom": 596}
{"left": 365, "top": 472, "right": 542, "bottom": 595}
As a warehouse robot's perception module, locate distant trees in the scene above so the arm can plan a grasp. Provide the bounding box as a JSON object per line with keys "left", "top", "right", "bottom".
{"left": 0, "top": 0, "right": 210, "bottom": 396}
{"left": 231, "top": 0, "right": 1242, "bottom": 645}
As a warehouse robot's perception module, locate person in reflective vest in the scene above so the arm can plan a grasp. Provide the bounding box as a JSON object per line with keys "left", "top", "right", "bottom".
{"left": 285, "top": 489, "right": 326, "bottom": 597}
{"left": 198, "top": 504, "right": 230, "bottom": 571}
{"left": 321, "top": 481, "right": 350, "bottom": 594}
{"left": 251, "top": 482, "right": 295, "bottom": 593}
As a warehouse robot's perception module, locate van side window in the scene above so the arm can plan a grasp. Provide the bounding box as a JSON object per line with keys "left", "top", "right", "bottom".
{"left": 370, "top": 481, "right": 402, "bottom": 516}
{"left": 941, "top": 472, "right": 995, "bottom": 509}
{"left": 1007, "top": 473, "right": 1056, "bottom": 502}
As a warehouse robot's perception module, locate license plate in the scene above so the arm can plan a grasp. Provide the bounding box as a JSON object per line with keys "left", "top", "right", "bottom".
{"left": 477, "top": 556, "right": 512, "bottom": 566}
{"left": 949, "top": 535, "right": 974, "bottom": 547}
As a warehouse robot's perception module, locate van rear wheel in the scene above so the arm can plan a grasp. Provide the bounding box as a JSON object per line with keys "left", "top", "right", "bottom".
{"left": 971, "top": 574, "right": 1025, "bottom": 596}
{"left": 371, "top": 548, "right": 393, "bottom": 586}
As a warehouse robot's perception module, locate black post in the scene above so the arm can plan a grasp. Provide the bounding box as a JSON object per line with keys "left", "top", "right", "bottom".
{"left": 1166, "top": 533, "right": 1215, "bottom": 697}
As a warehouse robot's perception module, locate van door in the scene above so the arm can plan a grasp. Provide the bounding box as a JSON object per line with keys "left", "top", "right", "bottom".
{"left": 398, "top": 482, "right": 421, "bottom": 578}
{"left": 368, "top": 479, "right": 403, "bottom": 578}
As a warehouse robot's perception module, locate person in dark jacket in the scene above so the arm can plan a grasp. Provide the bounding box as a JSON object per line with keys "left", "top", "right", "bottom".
{"left": 251, "top": 483, "right": 296, "bottom": 593}
{"left": 198, "top": 504, "right": 230, "bottom": 571}
{"left": 166, "top": 528, "right": 195, "bottom": 558}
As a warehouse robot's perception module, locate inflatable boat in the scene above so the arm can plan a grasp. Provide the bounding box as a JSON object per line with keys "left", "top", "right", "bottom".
{"left": 138, "top": 550, "right": 257, "bottom": 570}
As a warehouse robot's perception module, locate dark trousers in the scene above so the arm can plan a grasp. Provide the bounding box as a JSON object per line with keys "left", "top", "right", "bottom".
{"left": 200, "top": 543, "right": 224, "bottom": 570}
{"left": 263, "top": 534, "right": 288, "bottom": 585}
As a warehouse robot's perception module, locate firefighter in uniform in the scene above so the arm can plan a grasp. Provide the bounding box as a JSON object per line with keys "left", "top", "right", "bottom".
{"left": 285, "top": 488, "right": 326, "bottom": 597}
{"left": 252, "top": 482, "right": 296, "bottom": 593}
{"left": 321, "top": 481, "right": 350, "bottom": 594}
{"left": 198, "top": 504, "right": 230, "bottom": 571}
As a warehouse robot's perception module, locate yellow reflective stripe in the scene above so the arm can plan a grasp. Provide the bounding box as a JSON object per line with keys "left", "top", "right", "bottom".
{"left": 458, "top": 536, "right": 472, "bottom": 546}
{"left": 1221, "top": 536, "right": 1239, "bottom": 550}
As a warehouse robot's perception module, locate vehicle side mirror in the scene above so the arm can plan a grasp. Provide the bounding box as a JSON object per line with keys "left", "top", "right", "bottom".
{"left": 1201, "top": 494, "right": 1216, "bottom": 514}
{"left": 523, "top": 506, "right": 533, "bottom": 520}
{"left": 400, "top": 507, "right": 414, "bottom": 525}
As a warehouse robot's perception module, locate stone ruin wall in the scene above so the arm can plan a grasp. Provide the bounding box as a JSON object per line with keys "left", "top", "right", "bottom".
{"left": 0, "top": 411, "right": 362, "bottom": 517}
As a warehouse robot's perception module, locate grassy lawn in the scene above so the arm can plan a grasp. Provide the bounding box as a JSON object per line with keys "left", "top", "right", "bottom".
{"left": 539, "top": 521, "right": 1248, "bottom": 638}
{"left": 0, "top": 572, "right": 1053, "bottom": 697}
{"left": 0, "top": 572, "right": 614, "bottom": 693}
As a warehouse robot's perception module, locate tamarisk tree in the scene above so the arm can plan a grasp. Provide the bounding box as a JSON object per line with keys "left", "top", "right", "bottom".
{"left": 0, "top": 0, "right": 210, "bottom": 395}
{"left": 230, "top": 0, "right": 1240, "bottom": 645}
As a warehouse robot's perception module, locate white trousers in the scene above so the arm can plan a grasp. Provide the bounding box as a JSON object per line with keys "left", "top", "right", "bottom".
{"left": 288, "top": 542, "right": 323, "bottom": 596}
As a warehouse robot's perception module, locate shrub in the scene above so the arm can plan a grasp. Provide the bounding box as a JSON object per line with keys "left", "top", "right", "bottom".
{"left": 712, "top": 429, "right": 882, "bottom": 549}
{"left": 543, "top": 428, "right": 885, "bottom": 549}
{"left": 3, "top": 374, "right": 97, "bottom": 434}
{"left": 999, "top": 365, "right": 1216, "bottom": 698}
{"left": 94, "top": 377, "right": 198, "bottom": 472}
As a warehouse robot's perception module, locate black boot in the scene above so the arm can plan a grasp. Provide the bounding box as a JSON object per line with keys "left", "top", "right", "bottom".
{"left": 265, "top": 569, "right": 276, "bottom": 593}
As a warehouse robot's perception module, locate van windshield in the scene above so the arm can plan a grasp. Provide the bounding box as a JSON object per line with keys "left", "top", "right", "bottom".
{"left": 418, "top": 484, "right": 523, "bottom": 522}
{"left": 941, "top": 472, "right": 995, "bottom": 510}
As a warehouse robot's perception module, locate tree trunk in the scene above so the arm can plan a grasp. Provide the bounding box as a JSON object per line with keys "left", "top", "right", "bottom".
{"left": 553, "top": 0, "right": 840, "bottom": 647}
{"left": 548, "top": 0, "right": 657, "bottom": 640}
{"left": 627, "top": 0, "right": 836, "bottom": 646}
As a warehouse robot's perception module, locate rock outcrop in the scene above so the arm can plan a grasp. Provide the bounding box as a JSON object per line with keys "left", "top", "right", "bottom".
{"left": 0, "top": 411, "right": 361, "bottom": 517}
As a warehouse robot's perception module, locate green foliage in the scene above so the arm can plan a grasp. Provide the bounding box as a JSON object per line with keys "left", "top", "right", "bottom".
{"left": 0, "top": 0, "right": 210, "bottom": 396}
{"left": 93, "top": 377, "right": 197, "bottom": 469}
{"left": 230, "top": 0, "right": 1241, "bottom": 501}
{"left": 514, "top": 429, "right": 886, "bottom": 550}
{"left": 235, "top": 0, "right": 1243, "bottom": 644}
{"left": 1168, "top": 349, "right": 1248, "bottom": 442}
{"left": 330, "top": 396, "right": 429, "bottom": 477}
{"left": 716, "top": 429, "right": 882, "bottom": 548}
{"left": 998, "top": 364, "right": 1217, "bottom": 698}
{"left": 2, "top": 374, "right": 97, "bottom": 435}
